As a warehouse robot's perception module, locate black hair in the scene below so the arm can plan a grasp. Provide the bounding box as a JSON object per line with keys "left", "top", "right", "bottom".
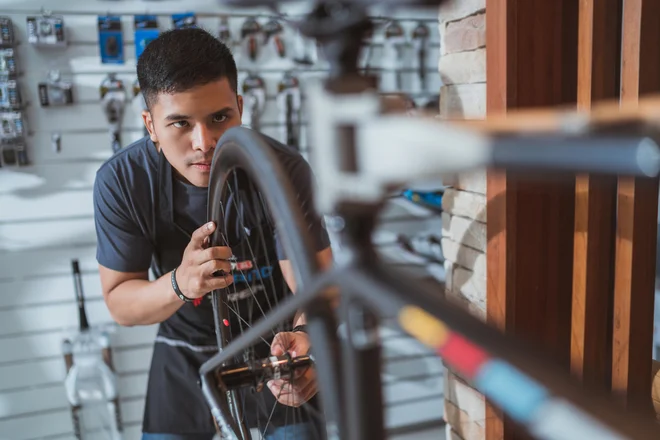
{"left": 136, "top": 27, "right": 238, "bottom": 109}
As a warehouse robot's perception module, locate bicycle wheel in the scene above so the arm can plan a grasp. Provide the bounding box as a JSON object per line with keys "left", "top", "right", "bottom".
{"left": 205, "top": 127, "right": 334, "bottom": 440}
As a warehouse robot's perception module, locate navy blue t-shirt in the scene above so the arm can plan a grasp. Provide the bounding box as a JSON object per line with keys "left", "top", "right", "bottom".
{"left": 92, "top": 134, "right": 330, "bottom": 434}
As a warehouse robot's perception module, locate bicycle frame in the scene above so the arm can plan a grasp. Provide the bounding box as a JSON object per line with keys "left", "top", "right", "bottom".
{"left": 200, "top": 200, "right": 660, "bottom": 439}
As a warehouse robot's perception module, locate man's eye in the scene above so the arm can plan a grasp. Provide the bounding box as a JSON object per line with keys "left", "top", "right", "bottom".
{"left": 172, "top": 121, "right": 189, "bottom": 128}
{"left": 213, "top": 114, "right": 228, "bottom": 123}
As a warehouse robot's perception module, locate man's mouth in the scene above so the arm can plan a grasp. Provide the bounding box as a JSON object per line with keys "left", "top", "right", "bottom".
{"left": 192, "top": 161, "right": 212, "bottom": 172}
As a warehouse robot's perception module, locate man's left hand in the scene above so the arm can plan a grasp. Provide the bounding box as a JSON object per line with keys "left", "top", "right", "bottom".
{"left": 268, "top": 331, "right": 317, "bottom": 407}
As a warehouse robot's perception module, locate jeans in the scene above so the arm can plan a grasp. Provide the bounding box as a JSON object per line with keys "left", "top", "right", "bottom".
{"left": 141, "top": 423, "right": 314, "bottom": 440}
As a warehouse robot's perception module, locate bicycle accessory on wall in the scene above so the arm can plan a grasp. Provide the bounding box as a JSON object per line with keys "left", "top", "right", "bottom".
{"left": 27, "top": 12, "right": 67, "bottom": 48}
{"left": 38, "top": 70, "right": 74, "bottom": 107}
{"left": 98, "top": 16, "right": 124, "bottom": 64}
{"left": 100, "top": 73, "right": 127, "bottom": 153}
{"left": 51, "top": 131, "right": 61, "bottom": 153}
{"left": 172, "top": 12, "right": 197, "bottom": 29}
{"left": 134, "top": 15, "right": 159, "bottom": 60}
{"left": 1, "top": 142, "right": 27, "bottom": 166}
{"left": 385, "top": 20, "right": 406, "bottom": 91}
{"left": 0, "top": 17, "right": 14, "bottom": 46}
{"left": 240, "top": 18, "right": 262, "bottom": 62}
{"left": 218, "top": 15, "right": 232, "bottom": 46}
{"left": 133, "top": 78, "right": 149, "bottom": 136}
{"left": 241, "top": 73, "right": 266, "bottom": 132}
{"left": 412, "top": 22, "right": 430, "bottom": 91}
{"left": 0, "top": 80, "right": 20, "bottom": 109}
{"left": 277, "top": 72, "right": 302, "bottom": 150}
{"left": 0, "top": 111, "right": 24, "bottom": 143}
{"left": 263, "top": 19, "right": 286, "bottom": 58}
{"left": 0, "top": 48, "right": 18, "bottom": 79}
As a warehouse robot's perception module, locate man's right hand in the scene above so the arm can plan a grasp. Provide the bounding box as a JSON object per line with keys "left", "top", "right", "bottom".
{"left": 175, "top": 221, "right": 234, "bottom": 299}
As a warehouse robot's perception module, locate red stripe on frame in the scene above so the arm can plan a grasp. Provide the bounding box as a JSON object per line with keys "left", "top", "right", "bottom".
{"left": 437, "top": 333, "right": 490, "bottom": 379}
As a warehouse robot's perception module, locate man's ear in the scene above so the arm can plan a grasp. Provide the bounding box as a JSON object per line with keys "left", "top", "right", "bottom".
{"left": 142, "top": 111, "right": 158, "bottom": 144}
{"left": 237, "top": 95, "right": 244, "bottom": 119}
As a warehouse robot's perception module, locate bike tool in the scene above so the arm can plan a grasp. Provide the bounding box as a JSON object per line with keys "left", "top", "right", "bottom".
{"left": 277, "top": 72, "right": 302, "bottom": 150}
{"left": 38, "top": 69, "right": 73, "bottom": 107}
{"left": 263, "top": 19, "right": 286, "bottom": 58}
{"left": 100, "top": 73, "right": 127, "bottom": 154}
{"left": 240, "top": 18, "right": 262, "bottom": 63}
{"left": 384, "top": 20, "right": 407, "bottom": 91}
{"left": 412, "top": 22, "right": 430, "bottom": 92}
{"left": 241, "top": 73, "right": 266, "bottom": 132}
{"left": 27, "top": 10, "right": 67, "bottom": 48}
{"left": 133, "top": 78, "right": 149, "bottom": 137}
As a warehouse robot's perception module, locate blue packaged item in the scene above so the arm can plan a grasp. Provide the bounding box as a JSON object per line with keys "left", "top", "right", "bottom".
{"left": 172, "top": 13, "right": 197, "bottom": 29}
{"left": 134, "top": 15, "right": 159, "bottom": 60}
{"left": 98, "top": 16, "right": 124, "bottom": 64}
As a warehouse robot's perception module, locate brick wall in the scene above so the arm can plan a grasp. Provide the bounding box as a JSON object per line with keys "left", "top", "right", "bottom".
{"left": 438, "top": 0, "right": 487, "bottom": 438}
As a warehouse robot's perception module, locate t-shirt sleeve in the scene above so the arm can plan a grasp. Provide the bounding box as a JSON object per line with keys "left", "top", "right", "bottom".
{"left": 275, "top": 155, "right": 331, "bottom": 261}
{"left": 93, "top": 166, "right": 154, "bottom": 272}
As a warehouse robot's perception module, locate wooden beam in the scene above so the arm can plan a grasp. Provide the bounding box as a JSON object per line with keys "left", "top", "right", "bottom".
{"left": 486, "top": 0, "right": 579, "bottom": 439}
{"left": 612, "top": 0, "right": 660, "bottom": 414}
{"left": 570, "top": 0, "right": 621, "bottom": 391}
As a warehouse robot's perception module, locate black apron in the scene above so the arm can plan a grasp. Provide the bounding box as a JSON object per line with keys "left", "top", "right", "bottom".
{"left": 142, "top": 151, "right": 304, "bottom": 434}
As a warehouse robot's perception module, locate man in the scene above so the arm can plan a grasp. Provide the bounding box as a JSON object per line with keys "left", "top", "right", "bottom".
{"left": 93, "top": 28, "right": 332, "bottom": 439}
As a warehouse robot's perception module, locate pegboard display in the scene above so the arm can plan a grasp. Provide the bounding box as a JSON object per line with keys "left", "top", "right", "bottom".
{"left": 0, "top": 5, "right": 441, "bottom": 167}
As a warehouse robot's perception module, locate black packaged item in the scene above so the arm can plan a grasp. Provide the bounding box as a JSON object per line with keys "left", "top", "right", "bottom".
{"left": 38, "top": 71, "right": 74, "bottom": 106}
{"left": 0, "top": 17, "right": 14, "bottom": 46}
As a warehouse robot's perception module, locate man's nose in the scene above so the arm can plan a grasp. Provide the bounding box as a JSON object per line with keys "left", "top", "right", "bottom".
{"left": 192, "top": 124, "right": 217, "bottom": 152}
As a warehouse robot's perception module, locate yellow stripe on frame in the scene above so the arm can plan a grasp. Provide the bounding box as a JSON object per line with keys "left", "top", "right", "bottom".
{"left": 398, "top": 305, "right": 450, "bottom": 348}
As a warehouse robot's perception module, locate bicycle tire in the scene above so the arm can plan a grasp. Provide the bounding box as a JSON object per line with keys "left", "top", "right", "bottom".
{"left": 206, "top": 127, "right": 333, "bottom": 440}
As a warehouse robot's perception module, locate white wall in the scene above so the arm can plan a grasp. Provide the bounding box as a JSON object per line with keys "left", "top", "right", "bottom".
{"left": 0, "top": 1, "right": 443, "bottom": 439}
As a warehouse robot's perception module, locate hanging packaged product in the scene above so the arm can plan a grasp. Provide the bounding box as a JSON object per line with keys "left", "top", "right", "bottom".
{"left": 263, "top": 19, "right": 286, "bottom": 58}
{"left": 0, "top": 48, "right": 18, "bottom": 80}
{"left": 0, "top": 111, "right": 25, "bottom": 144}
{"left": 172, "top": 13, "right": 197, "bottom": 30}
{"left": 241, "top": 73, "right": 266, "bottom": 132}
{"left": 27, "top": 13, "right": 67, "bottom": 48}
{"left": 97, "top": 16, "right": 124, "bottom": 64}
{"left": 1, "top": 142, "right": 28, "bottom": 166}
{"left": 240, "top": 18, "right": 262, "bottom": 62}
{"left": 132, "top": 78, "right": 149, "bottom": 136}
{"left": 134, "top": 15, "right": 159, "bottom": 60}
{"left": 38, "top": 70, "right": 74, "bottom": 107}
{"left": 277, "top": 72, "right": 302, "bottom": 150}
{"left": 0, "top": 80, "right": 21, "bottom": 109}
{"left": 384, "top": 20, "right": 407, "bottom": 91}
{"left": 411, "top": 22, "right": 430, "bottom": 92}
{"left": 0, "top": 17, "right": 15, "bottom": 46}
{"left": 100, "top": 74, "right": 127, "bottom": 153}
{"left": 218, "top": 15, "right": 232, "bottom": 46}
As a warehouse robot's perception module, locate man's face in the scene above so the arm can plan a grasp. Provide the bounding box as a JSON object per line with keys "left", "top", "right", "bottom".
{"left": 143, "top": 78, "right": 243, "bottom": 187}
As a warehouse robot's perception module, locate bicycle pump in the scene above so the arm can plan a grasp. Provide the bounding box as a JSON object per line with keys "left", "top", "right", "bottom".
{"left": 263, "top": 19, "right": 286, "bottom": 58}
{"left": 384, "top": 20, "right": 406, "bottom": 91}
{"left": 241, "top": 73, "right": 266, "bottom": 132}
{"left": 240, "top": 18, "right": 261, "bottom": 62}
{"left": 277, "top": 72, "right": 302, "bottom": 149}
{"left": 412, "top": 22, "right": 430, "bottom": 91}
{"left": 99, "top": 73, "right": 127, "bottom": 153}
